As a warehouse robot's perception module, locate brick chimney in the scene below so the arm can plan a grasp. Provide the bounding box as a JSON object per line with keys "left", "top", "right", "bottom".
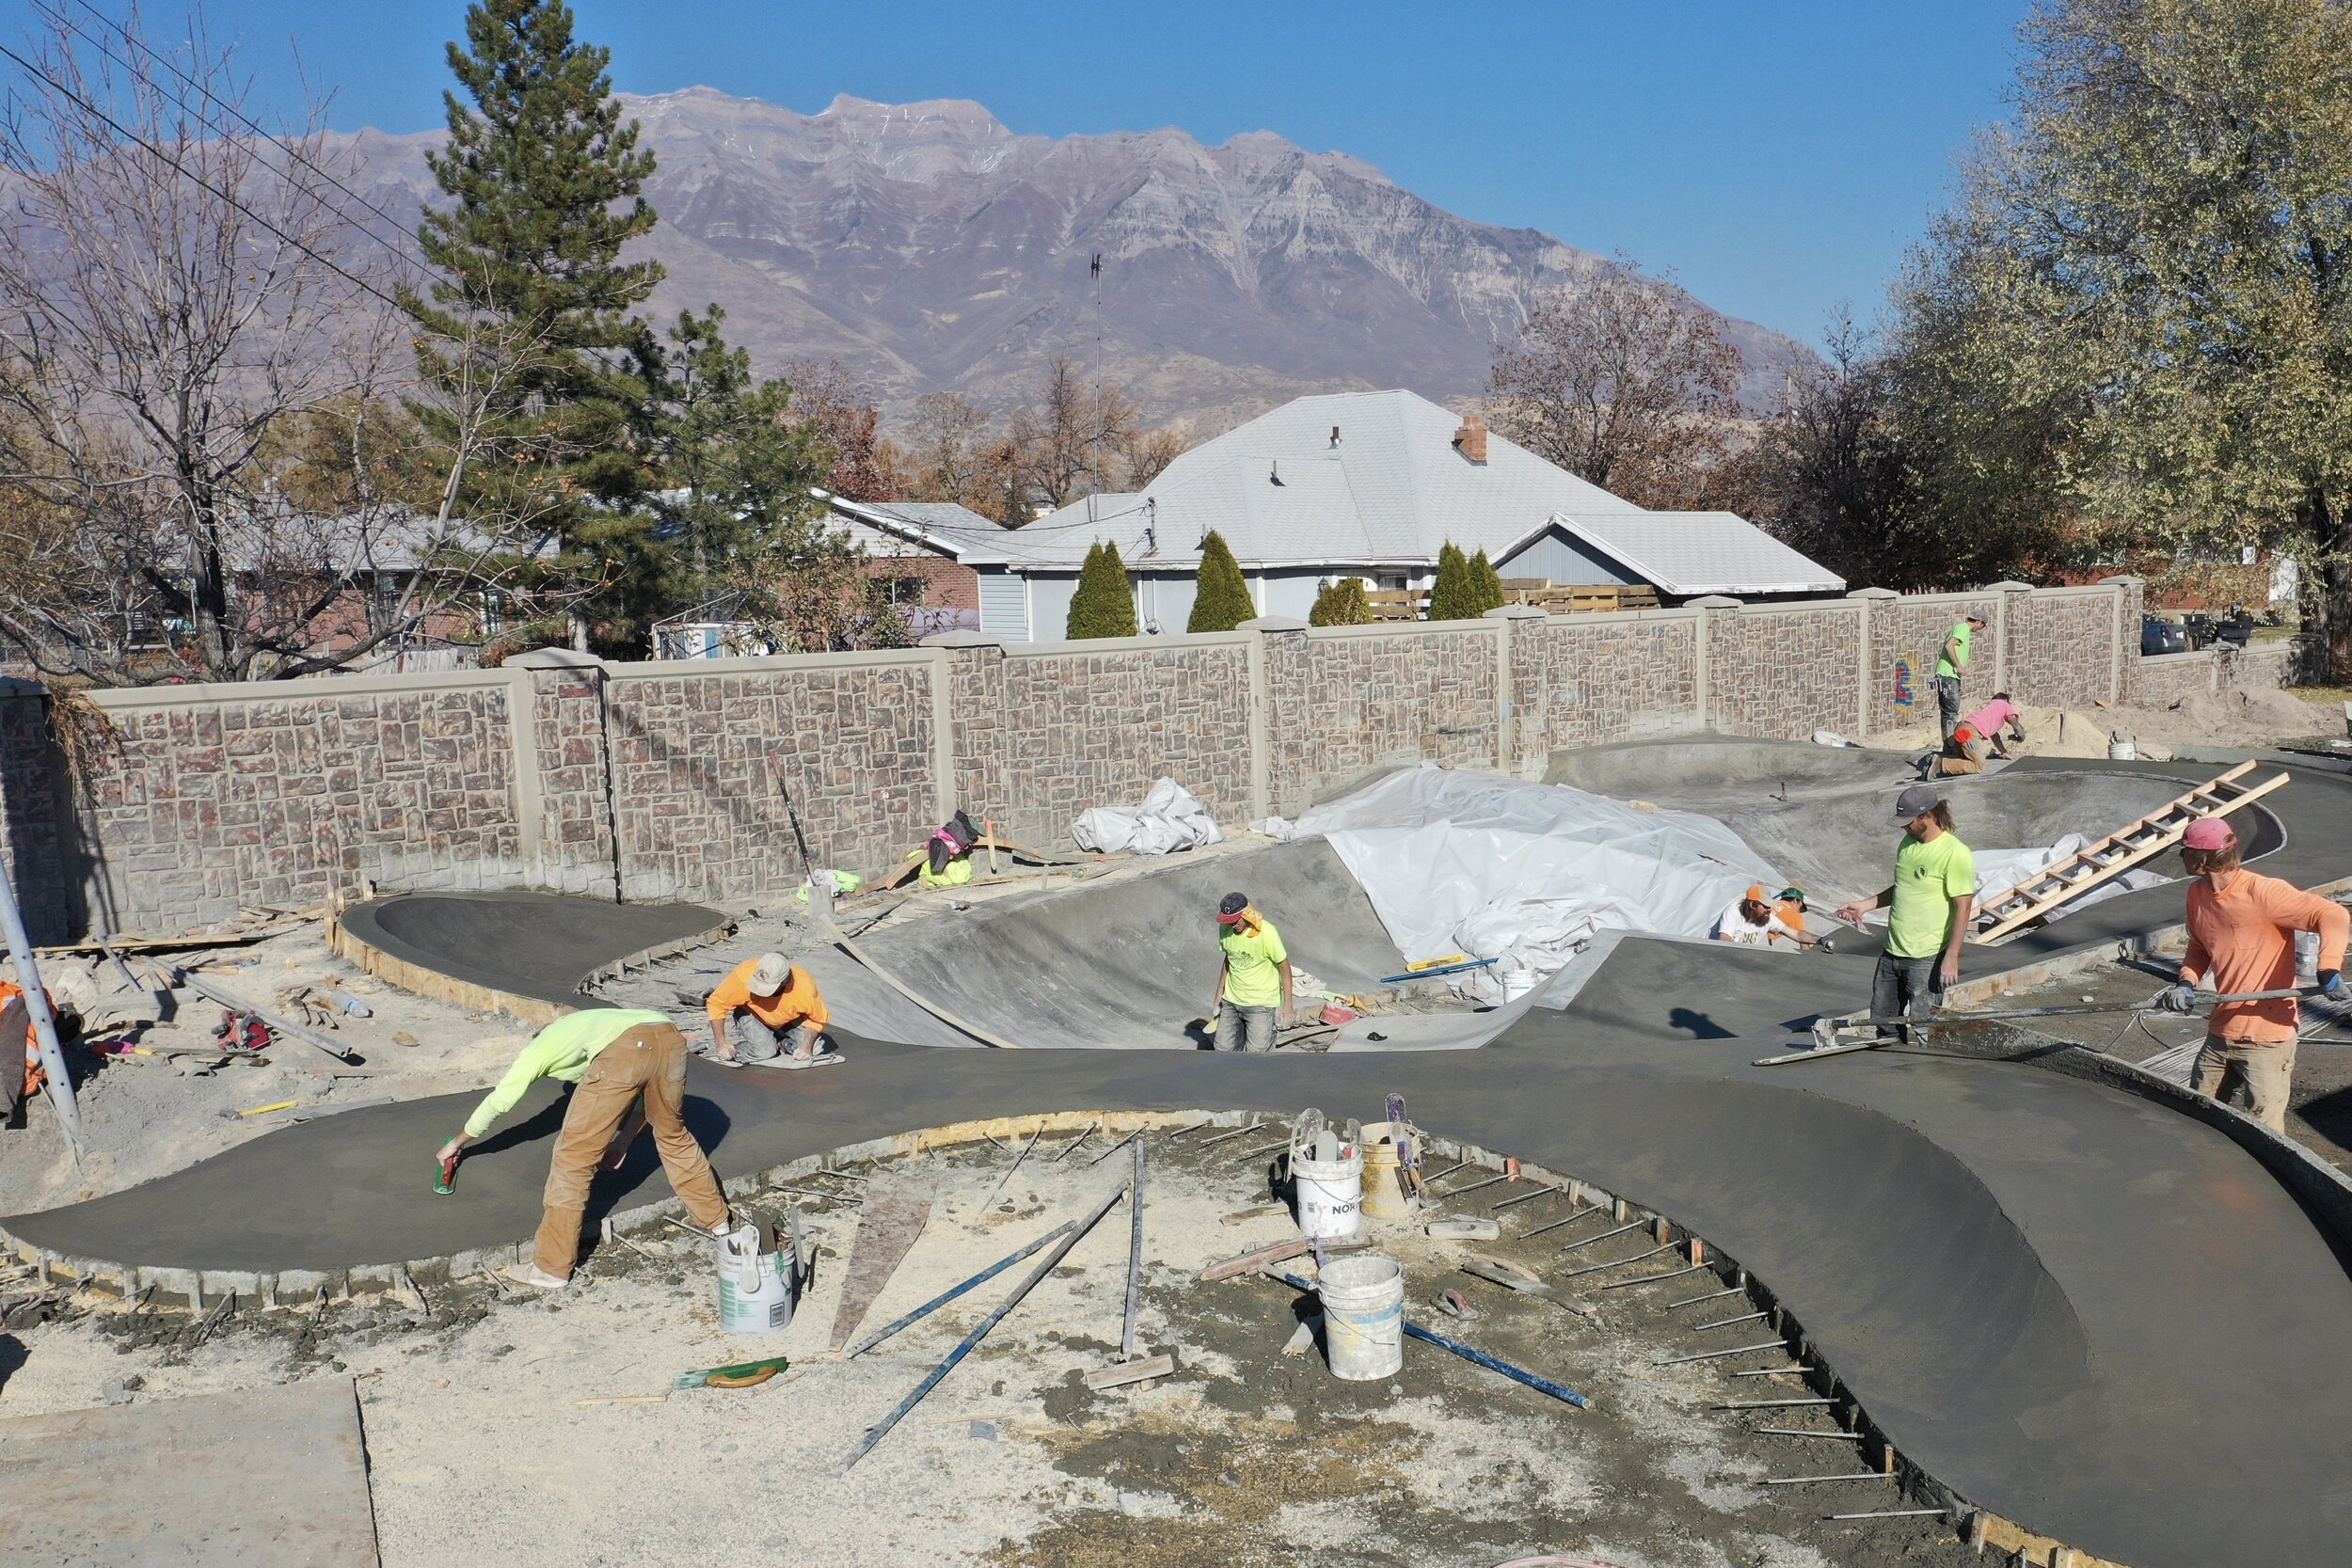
{"left": 1453, "top": 413, "right": 1487, "bottom": 463}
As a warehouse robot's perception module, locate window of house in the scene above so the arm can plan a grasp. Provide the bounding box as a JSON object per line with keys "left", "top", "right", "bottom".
{"left": 479, "top": 591, "right": 504, "bottom": 634}
{"left": 885, "top": 577, "right": 927, "bottom": 606}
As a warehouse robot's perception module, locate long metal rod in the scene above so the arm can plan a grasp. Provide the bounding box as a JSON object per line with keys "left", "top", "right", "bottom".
{"left": 1756, "top": 1428, "right": 1863, "bottom": 1441}
{"left": 1832, "top": 986, "right": 2308, "bottom": 1033}
{"left": 1668, "top": 1284, "right": 1744, "bottom": 1309}
{"left": 983, "top": 1124, "right": 1042, "bottom": 1207}
{"left": 1196, "top": 1121, "right": 1264, "bottom": 1149}
{"left": 1695, "top": 1310, "right": 1772, "bottom": 1331}
{"left": 1593, "top": 1262, "right": 1703, "bottom": 1291}
{"left": 1083, "top": 1127, "right": 1147, "bottom": 1167}
{"left": 1656, "top": 1338, "right": 1788, "bottom": 1366}
{"left": 842, "top": 1181, "right": 1128, "bottom": 1470}
{"left": 1050, "top": 1121, "right": 1099, "bottom": 1164}
{"left": 1120, "top": 1139, "right": 1144, "bottom": 1362}
{"left": 1491, "top": 1184, "right": 1563, "bottom": 1212}
{"left": 838, "top": 1221, "right": 1078, "bottom": 1361}
{"left": 1562, "top": 1243, "right": 1669, "bottom": 1278}
{"left": 0, "top": 854, "right": 82, "bottom": 1158}
{"left": 1768, "top": 1472, "right": 1896, "bottom": 1486}
{"left": 1558, "top": 1220, "right": 1645, "bottom": 1252}
{"left": 1520, "top": 1206, "right": 1599, "bottom": 1241}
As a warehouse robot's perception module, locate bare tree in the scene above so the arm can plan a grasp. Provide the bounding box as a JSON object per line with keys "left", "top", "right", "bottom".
{"left": 1009, "top": 355, "right": 1139, "bottom": 511}
{"left": 905, "top": 390, "right": 993, "bottom": 510}
{"left": 1119, "top": 423, "right": 1188, "bottom": 490}
{"left": 784, "top": 356, "right": 905, "bottom": 502}
{"left": 0, "top": 6, "right": 416, "bottom": 681}
{"left": 1486, "top": 260, "right": 1742, "bottom": 509}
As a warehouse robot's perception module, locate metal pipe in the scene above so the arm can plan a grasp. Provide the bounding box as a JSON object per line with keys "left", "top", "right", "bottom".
{"left": 1667, "top": 1285, "right": 1743, "bottom": 1309}
{"left": 1195, "top": 1121, "right": 1264, "bottom": 1149}
{"left": 1558, "top": 1220, "right": 1645, "bottom": 1252}
{"left": 1520, "top": 1207, "right": 1599, "bottom": 1241}
{"left": 1593, "top": 1262, "right": 1703, "bottom": 1291}
{"left": 1656, "top": 1339, "right": 1788, "bottom": 1366}
{"left": 1120, "top": 1139, "right": 1144, "bottom": 1363}
{"left": 1694, "top": 1310, "right": 1772, "bottom": 1331}
{"left": 839, "top": 1220, "right": 1079, "bottom": 1361}
{"left": 1562, "top": 1243, "right": 1668, "bottom": 1278}
{"left": 1491, "top": 1184, "right": 1563, "bottom": 1212}
{"left": 0, "top": 854, "right": 83, "bottom": 1159}
{"left": 841, "top": 1180, "right": 1128, "bottom": 1470}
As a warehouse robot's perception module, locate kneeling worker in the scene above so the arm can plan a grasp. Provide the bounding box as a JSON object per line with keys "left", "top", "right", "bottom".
{"left": 1710, "top": 884, "right": 1828, "bottom": 949}
{"left": 1211, "top": 891, "right": 1293, "bottom": 1051}
{"left": 707, "top": 951, "right": 840, "bottom": 1068}
{"left": 2160, "top": 816, "right": 2347, "bottom": 1132}
{"left": 435, "top": 1008, "right": 730, "bottom": 1289}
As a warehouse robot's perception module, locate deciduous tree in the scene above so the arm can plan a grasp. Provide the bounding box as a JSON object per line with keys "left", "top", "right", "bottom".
{"left": 1487, "top": 261, "right": 1743, "bottom": 509}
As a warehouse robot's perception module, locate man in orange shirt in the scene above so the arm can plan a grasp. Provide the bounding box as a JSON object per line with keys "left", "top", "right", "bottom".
{"left": 2159, "top": 816, "right": 2347, "bottom": 1131}
{"left": 706, "top": 951, "right": 840, "bottom": 1069}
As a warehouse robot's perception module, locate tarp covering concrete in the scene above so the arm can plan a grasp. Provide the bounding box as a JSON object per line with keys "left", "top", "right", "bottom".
{"left": 1285, "top": 766, "right": 1784, "bottom": 989}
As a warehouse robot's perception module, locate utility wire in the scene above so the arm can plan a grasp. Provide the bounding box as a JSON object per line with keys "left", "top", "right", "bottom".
{"left": 0, "top": 37, "right": 406, "bottom": 312}
{"left": 39, "top": 0, "right": 419, "bottom": 266}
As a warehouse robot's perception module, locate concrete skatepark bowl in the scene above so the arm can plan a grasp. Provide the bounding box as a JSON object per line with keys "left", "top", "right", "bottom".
{"left": 9, "top": 741, "right": 2352, "bottom": 1567}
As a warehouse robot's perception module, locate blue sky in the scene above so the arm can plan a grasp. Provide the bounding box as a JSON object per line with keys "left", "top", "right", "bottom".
{"left": 13, "top": 1, "right": 2031, "bottom": 345}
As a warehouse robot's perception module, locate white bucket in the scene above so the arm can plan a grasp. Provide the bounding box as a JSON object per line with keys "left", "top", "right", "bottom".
{"left": 2108, "top": 733, "right": 2137, "bottom": 761}
{"left": 1318, "top": 1254, "right": 1405, "bottom": 1381}
{"left": 715, "top": 1221, "right": 795, "bottom": 1336}
{"left": 1291, "top": 1131, "right": 1362, "bottom": 1241}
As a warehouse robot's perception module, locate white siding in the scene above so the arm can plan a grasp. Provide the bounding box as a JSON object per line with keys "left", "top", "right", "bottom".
{"left": 977, "top": 569, "right": 1031, "bottom": 641}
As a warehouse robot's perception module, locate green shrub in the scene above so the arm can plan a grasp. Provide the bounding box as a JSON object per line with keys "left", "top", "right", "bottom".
{"left": 1310, "top": 577, "right": 1375, "bottom": 626}
{"left": 1187, "top": 531, "right": 1255, "bottom": 631}
{"left": 1470, "top": 548, "right": 1506, "bottom": 615}
{"left": 1427, "top": 541, "right": 1473, "bottom": 620}
{"left": 1066, "top": 540, "right": 1138, "bottom": 639}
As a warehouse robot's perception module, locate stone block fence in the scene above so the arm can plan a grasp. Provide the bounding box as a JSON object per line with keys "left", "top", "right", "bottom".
{"left": 0, "top": 577, "right": 2299, "bottom": 942}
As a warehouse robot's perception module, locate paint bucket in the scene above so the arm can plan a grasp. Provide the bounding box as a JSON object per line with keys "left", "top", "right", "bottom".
{"left": 1317, "top": 1253, "right": 1405, "bottom": 1381}
{"left": 714, "top": 1221, "right": 794, "bottom": 1335}
{"left": 2108, "top": 733, "right": 2137, "bottom": 761}
{"left": 1359, "top": 1120, "right": 1413, "bottom": 1220}
{"left": 1291, "top": 1127, "right": 1362, "bottom": 1240}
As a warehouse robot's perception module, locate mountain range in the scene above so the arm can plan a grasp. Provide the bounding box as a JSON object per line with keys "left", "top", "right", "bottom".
{"left": 330, "top": 88, "right": 1816, "bottom": 435}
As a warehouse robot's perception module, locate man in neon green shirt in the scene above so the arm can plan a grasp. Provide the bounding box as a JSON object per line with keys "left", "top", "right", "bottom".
{"left": 434, "top": 1007, "right": 730, "bottom": 1289}
{"left": 1210, "top": 891, "right": 1294, "bottom": 1051}
{"left": 1934, "top": 614, "right": 1987, "bottom": 743}
{"left": 1836, "top": 784, "right": 1977, "bottom": 1041}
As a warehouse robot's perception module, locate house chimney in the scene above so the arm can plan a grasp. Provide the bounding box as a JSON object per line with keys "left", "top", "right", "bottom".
{"left": 1330, "top": 425, "right": 1342, "bottom": 447}
{"left": 1453, "top": 413, "right": 1487, "bottom": 464}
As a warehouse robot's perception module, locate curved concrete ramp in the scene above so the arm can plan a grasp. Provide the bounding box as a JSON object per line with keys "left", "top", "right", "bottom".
{"left": 16, "top": 754, "right": 2352, "bottom": 1567}
{"left": 338, "top": 890, "right": 727, "bottom": 1010}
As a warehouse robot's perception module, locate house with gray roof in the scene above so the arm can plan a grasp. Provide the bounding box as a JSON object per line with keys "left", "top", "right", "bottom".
{"left": 955, "top": 388, "right": 1841, "bottom": 640}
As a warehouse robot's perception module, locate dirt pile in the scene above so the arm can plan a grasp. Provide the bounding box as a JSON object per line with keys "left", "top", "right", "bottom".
{"left": 1875, "top": 688, "right": 2332, "bottom": 760}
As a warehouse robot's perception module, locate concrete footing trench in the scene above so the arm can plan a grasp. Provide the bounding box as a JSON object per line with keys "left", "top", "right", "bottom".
{"left": 11, "top": 740, "right": 2352, "bottom": 1567}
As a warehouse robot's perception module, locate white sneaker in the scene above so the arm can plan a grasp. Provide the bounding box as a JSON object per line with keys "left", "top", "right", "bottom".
{"left": 502, "top": 1261, "right": 571, "bottom": 1290}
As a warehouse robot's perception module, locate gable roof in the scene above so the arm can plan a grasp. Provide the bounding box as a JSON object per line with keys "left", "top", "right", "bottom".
{"left": 976, "top": 389, "right": 1841, "bottom": 595}
{"left": 1550, "top": 510, "right": 1845, "bottom": 596}
{"left": 823, "top": 495, "right": 1008, "bottom": 559}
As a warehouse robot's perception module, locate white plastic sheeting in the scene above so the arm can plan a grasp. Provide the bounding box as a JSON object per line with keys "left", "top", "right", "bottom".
{"left": 1073, "top": 776, "right": 1225, "bottom": 856}
{"left": 1974, "top": 834, "right": 2169, "bottom": 918}
{"left": 1286, "top": 767, "right": 1786, "bottom": 994}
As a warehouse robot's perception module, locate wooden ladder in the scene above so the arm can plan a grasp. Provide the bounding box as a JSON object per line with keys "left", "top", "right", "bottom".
{"left": 1969, "top": 761, "right": 2291, "bottom": 942}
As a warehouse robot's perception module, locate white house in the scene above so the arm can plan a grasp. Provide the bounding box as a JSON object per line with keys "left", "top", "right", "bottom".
{"left": 962, "top": 388, "right": 1842, "bottom": 640}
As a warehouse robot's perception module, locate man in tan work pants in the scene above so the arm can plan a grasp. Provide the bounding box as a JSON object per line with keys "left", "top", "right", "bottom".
{"left": 437, "top": 1009, "right": 730, "bottom": 1288}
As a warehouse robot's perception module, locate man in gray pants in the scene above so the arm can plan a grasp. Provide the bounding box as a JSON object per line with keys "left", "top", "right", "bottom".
{"left": 1208, "top": 891, "right": 1295, "bottom": 1051}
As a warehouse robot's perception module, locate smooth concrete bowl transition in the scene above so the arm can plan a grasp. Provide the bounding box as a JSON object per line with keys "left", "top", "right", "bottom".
{"left": 11, "top": 749, "right": 2352, "bottom": 1568}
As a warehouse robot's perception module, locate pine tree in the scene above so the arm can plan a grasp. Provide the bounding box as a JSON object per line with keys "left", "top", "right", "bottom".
{"left": 1187, "top": 530, "right": 1254, "bottom": 631}
{"left": 406, "top": 0, "right": 665, "bottom": 643}
{"left": 1470, "top": 548, "right": 1507, "bottom": 615}
{"left": 1067, "top": 541, "right": 1138, "bottom": 639}
{"left": 1310, "top": 577, "right": 1375, "bottom": 626}
{"left": 1427, "top": 542, "right": 1473, "bottom": 620}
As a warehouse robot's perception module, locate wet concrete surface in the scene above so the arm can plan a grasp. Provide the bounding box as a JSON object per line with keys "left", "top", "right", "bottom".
{"left": 16, "top": 750, "right": 2352, "bottom": 1566}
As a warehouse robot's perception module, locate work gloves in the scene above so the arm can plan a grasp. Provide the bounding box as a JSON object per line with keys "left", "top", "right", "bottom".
{"left": 2316, "top": 970, "right": 2344, "bottom": 997}
{"left": 2157, "top": 983, "right": 2199, "bottom": 1014}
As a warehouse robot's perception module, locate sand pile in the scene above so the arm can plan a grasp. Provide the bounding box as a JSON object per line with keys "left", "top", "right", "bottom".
{"left": 1872, "top": 687, "right": 2332, "bottom": 761}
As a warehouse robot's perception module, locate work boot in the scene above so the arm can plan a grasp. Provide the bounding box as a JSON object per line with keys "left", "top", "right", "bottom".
{"left": 502, "top": 1260, "right": 571, "bottom": 1291}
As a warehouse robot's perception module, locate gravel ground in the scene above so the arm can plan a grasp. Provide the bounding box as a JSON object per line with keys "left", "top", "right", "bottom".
{"left": 0, "top": 1123, "right": 1980, "bottom": 1568}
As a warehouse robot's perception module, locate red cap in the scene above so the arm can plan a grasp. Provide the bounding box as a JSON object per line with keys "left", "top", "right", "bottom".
{"left": 2183, "top": 817, "right": 2236, "bottom": 851}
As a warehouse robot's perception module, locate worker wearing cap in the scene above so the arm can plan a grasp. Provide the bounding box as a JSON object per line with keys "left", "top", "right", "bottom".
{"left": 2158, "top": 817, "right": 2348, "bottom": 1132}
{"left": 1211, "top": 892, "right": 1293, "bottom": 1051}
{"left": 1836, "top": 784, "right": 1977, "bottom": 1039}
{"left": 1770, "top": 887, "right": 1810, "bottom": 948}
{"left": 1935, "top": 614, "right": 1988, "bottom": 742}
{"left": 435, "top": 1007, "right": 730, "bottom": 1290}
{"left": 706, "top": 951, "right": 838, "bottom": 1068}
{"left": 1709, "top": 883, "right": 1826, "bottom": 949}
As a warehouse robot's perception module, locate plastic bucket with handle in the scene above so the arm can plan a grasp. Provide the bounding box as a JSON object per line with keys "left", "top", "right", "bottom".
{"left": 1290, "top": 1124, "right": 1362, "bottom": 1240}
{"left": 1318, "top": 1254, "right": 1405, "bottom": 1380}
{"left": 715, "top": 1221, "right": 794, "bottom": 1335}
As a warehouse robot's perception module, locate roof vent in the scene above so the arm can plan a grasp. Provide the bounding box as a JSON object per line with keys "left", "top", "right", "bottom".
{"left": 1269, "top": 460, "right": 1283, "bottom": 486}
{"left": 1453, "top": 414, "right": 1488, "bottom": 464}
{"left": 1330, "top": 425, "right": 1342, "bottom": 447}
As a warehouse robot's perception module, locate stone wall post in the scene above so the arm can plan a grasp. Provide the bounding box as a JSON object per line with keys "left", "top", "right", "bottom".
{"left": 1484, "top": 604, "right": 1545, "bottom": 776}
{"left": 1846, "top": 588, "right": 1897, "bottom": 737}
{"left": 1686, "top": 596, "right": 1741, "bottom": 731}
{"left": 1986, "top": 580, "right": 2034, "bottom": 697}
{"left": 2100, "top": 575, "right": 2145, "bottom": 702}
{"left": 1238, "top": 617, "right": 1305, "bottom": 821}
{"left": 925, "top": 630, "right": 1006, "bottom": 828}
{"left": 507, "top": 647, "right": 618, "bottom": 901}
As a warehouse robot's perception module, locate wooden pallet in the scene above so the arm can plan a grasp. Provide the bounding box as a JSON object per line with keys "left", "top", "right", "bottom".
{"left": 1969, "top": 761, "right": 2289, "bottom": 942}
{"left": 1364, "top": 588, "right": 1428, "bottom": 622}
{"left": 1503, "top": 582, "right": 1661, "bottom": 613}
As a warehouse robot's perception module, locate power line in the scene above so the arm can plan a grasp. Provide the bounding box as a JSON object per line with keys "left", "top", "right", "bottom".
{"left": 0, "top": 37, "right": 406, "bottom": 312}
{"left": 36, "top": 0, "right": 418, "bottom": 268}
